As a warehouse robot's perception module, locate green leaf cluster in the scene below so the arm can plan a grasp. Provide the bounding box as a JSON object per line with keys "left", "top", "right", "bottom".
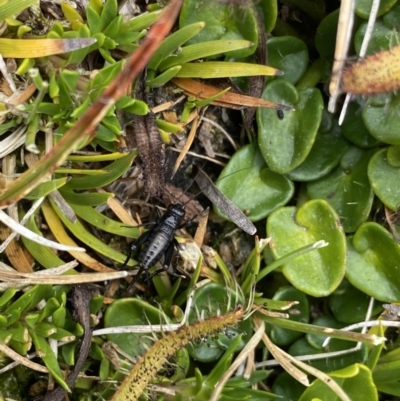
{"left": 0, "top": 285, "right": 78, "bottom": 391}
{"left": 3, "top": 1, "right": 400, "bottom": 400}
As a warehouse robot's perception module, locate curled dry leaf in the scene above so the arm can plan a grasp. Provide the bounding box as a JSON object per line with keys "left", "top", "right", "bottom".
{"left": 193, "top": 165, "right": 257, "bottom": 235}
{"left": 172, "top": 78, "right": 294, "bottom": 110}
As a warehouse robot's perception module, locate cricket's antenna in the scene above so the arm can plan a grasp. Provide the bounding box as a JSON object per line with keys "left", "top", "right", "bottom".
{"left": 175, "top": 162, "right": 207, "bottom": 206}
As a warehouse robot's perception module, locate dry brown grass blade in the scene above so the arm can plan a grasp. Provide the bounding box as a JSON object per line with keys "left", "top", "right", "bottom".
{"left": 106, "top": 193, "right": 140, "bottom": 227}
{"left": 172, "top": 109, "right": 203, "bottom": 176}
{"left": 172, "top": 78, "right": 294, "bottom": 110}
{"left": 328, "top": 0, "right": 354, "bottom": 113}
{"left": 8, "top": 83, "right": 36, "bottom": 105}
{"left": 0, "top": 227, "right": 34, "bottom": 273}
{"left": 253, "top": 317, "right": 309, "bottom": 386}
{"left": 0, "top": 269, "right": 130, "bottom": 285}
{"left": 194, "top": 208, "right": 209, "bottom": 248}
{"left": 0, "top": 341, "right": 49, "bottom": 374}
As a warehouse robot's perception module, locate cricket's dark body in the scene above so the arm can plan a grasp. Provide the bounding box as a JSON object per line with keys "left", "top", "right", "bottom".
{"left": 123, "top": 203, "right": 186, "bottom": 290}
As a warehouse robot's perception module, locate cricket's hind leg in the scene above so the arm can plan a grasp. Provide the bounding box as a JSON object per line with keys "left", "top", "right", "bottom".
{"left": 125, "top": 264, "right": 146, "bottom": 295}
{"left": 121, "top": 230, "right": 152, "bottom": 269}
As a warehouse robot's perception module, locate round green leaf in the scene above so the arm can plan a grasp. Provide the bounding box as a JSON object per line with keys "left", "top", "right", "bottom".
{"left": 306, "top": 316, "right": 343, "bottom": 350}
{"left": 272, "top": 372, "right": 305, "bottom": 401}
{"left": 362, "top": 91, "right": 400, "bottom": 145}
{"left": 387, "top": 145, "right": 400, "bottom": 167}
{"left": 299, "top": 364, "right": 378, "bottom": 401}
{"left": 267, "top": 200, "right": 346, "bottom": 297}
{"left": 346, "top": 223, "right": 400, "bottom": 302}
{"left": 307, "top": 147, "right": 375, "bottom": 233}
{"left": 268, "top": 286, "right": 309, "bottom": 346}
{"left": 329, "top": 279, "right": 383, "bottom": 324}
{"left": 355, "top": 19, "right": 400, "bottom": 56}
{"left": 104, "top": 298, "right": 166, "bottom": 357}
{"left": 315, "top": 9, "right": 338, "bottom": 59}
{"left": 186, "top": 283, "right": 252, "bottom": 362}
{"left": 257, "top": 79, "right": 323, "bottom": 174}
{"left": 257, "top": 0, "right": 278, "bottom": 33}
{"left": 289, "top": 337, "right": 368, "bottom": 373}
{"left": 179, "top": 0, "right": 258, "bottom": 58}
{"left": 287, "top": 117, "right": 349, "bottom": 182}
{"left": 383, "top": 1, "right": 400, "bottom": 29}
{"left": 355, "top": 0, "right": 397, "bottom": 19}
{"left": 215, "top": 143, "right": 294, "bottom": 222}
{"left": 341, "top": 102, "right": 379, "bottom": 148}
{"left": 267, "top": 36, "right": 308, "bottom": 84}
{"left": 368, "top": 148, "right": 400, "bottom": 210}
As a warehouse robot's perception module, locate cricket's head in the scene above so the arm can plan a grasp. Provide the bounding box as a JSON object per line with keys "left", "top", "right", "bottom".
{"left": 168, "top": 203, "right": 186, "bottom": 219}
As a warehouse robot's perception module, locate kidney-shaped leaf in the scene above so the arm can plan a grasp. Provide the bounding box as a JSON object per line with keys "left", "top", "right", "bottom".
{"left": 179, "top": 0, "right": 258, "bottom": 58}
{"left": 315, "top": 10, "right": 338, "bottom": 60}
{"left": 287, "top": 116, "right": 349, "bottom": 182}
{"left": 383, "top": 1, "right": 400, "bottom": 30}
{"left": 267, "top": 36, "right": 309, "bottom": 85}
{"left": 346, "top": 223, "right": 400, "bottom": 302}
{"left": 368, "top": 148, "right": 400, "bottom": 211}
{"left": 341, "top": 102, "right": 379, "bottom": 148}
{"left": 269, "top": 286, "right": 309, "bottom": 346}
{"left": 272, "top": 372, "right": 306, "bottom": 401}
{"left": 307, "top": 147, "right": 375, "bottom": 233}
{"left": 329, "top": 279, "right": 383, "bottom": 323}
{"left": 289, "top": 337, "right": 368, "bottom": 373}
{"left": 362, "top": 92, "right": 400, "bottom": 145}
{"left": 267, "top": 200, "right": 346, "bottom": 297}
{"left": 257, "top": 79, "right": 323, "bottom": 174}
{"left": 355, "top": 0, "right": 397, "bottom": 19}
{"left": 387, "top": 145, "right": 400, "bottom": 167}
{"left": 215, "top": 143, "right": 294, "bottom": 222}
{"left": 299, "top": 364, "right": 378, "bottom": 401}
{"left": 104, "top": 298, "right": 166, "bottom": 357}
{"left": 187, "top": 282, "right": 252, "bottom": 362}
{"left": 354, "top": 20, "right": 400, "bottom": 56}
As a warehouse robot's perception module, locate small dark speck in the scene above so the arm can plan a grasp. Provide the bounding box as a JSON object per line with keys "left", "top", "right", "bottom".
{"left": 277, "top": 110, "right": 284, "bottom": 120}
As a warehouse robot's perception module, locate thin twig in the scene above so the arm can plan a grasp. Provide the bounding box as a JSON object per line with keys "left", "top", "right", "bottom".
{"left": 169, "top": 147, "right": 226, "bottom": 166}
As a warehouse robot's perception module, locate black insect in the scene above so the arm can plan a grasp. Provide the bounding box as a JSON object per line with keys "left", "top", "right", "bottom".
{"left": 122, "top": 166, "right": 256, "bottom": 291}
{"left": 277, "top": 109, "right": 284, "bottom": 120}
{"left": 122, "top": 202, "right": 186, "bottom": 292}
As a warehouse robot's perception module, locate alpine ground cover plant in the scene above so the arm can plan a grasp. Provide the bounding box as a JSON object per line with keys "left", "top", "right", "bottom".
{"left": 0, "top": 0, "right": 399, "bottom": 400}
